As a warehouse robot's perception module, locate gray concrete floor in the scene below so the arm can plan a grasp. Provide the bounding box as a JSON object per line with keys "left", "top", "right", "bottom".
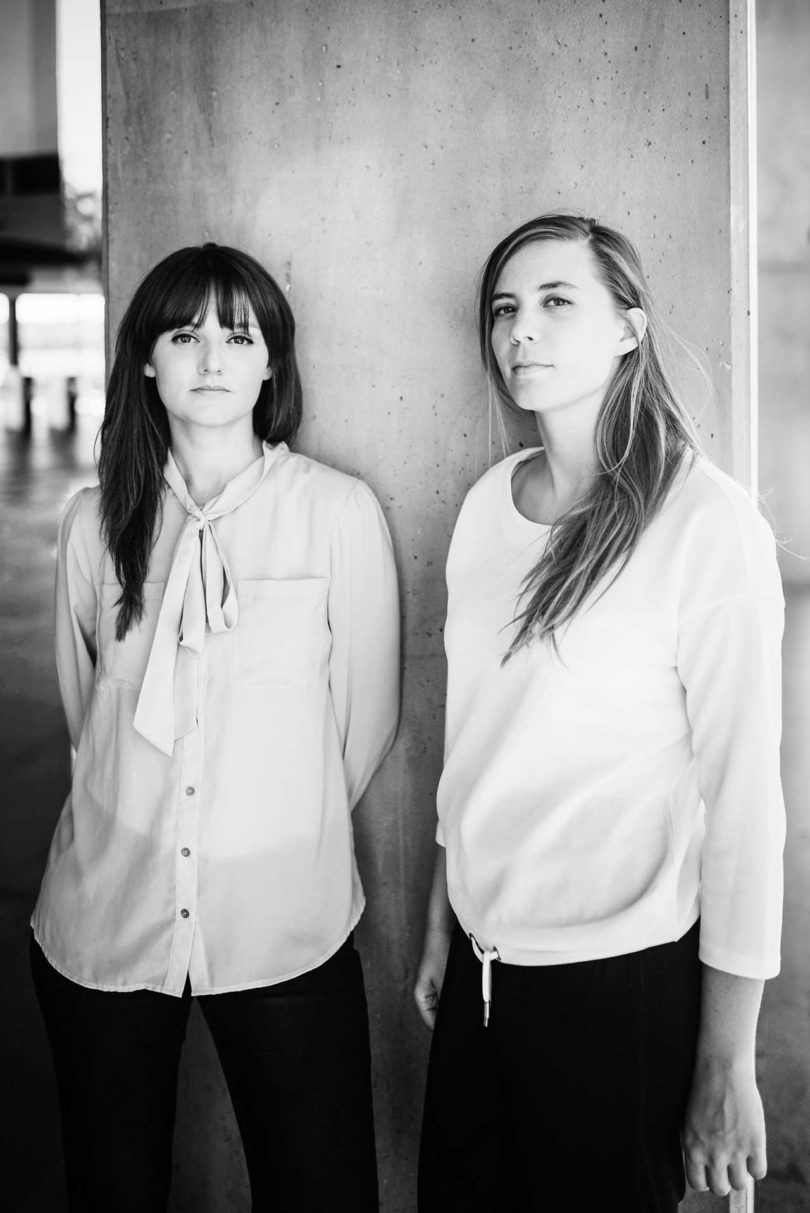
{"left": 1, "top": 418, "right": 808, "bottom": 1212}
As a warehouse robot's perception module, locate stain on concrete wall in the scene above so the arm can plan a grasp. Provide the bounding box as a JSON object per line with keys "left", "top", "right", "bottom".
{"left": 102, "top": 3, "right": 741, "bottom": 1208}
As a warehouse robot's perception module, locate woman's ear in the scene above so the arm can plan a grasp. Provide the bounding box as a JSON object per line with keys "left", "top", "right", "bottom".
{"left": 144, "top": 362, "right": 156, "bottom": 379}
{"left": 618, "top": 307, "right": 647, "bottom": 355}
{"left": 262, "top": 365, "right": 273, "bottom": 381}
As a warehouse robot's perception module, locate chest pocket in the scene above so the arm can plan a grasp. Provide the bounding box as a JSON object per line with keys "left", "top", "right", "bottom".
{"left": 96, "top": 582, "right": 165, "bottom": 688}
{"left": 235, "top": 578, "right": 328, "bottom": 687}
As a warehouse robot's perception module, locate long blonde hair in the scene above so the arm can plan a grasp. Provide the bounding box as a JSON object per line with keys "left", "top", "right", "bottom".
{"left": 477, "top": 214, "right": 701, "bottom": 655}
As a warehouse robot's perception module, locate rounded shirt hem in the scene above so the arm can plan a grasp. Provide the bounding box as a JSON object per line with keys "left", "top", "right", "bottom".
{"left": 30, "top": 900, "right": 366, "bottom": 998}
{"left": 454, "top": 905, "right": 701, "bottom": 969}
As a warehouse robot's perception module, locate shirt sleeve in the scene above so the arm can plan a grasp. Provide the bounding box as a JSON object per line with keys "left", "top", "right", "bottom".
{"left": 54, "top": 490, "right": 99, "bottom": 749}
{"left": 677, "top": 495, "right": 786, "bottom": 979}
{"left": 327, "top": 479, "right": 400, "bottom": 809}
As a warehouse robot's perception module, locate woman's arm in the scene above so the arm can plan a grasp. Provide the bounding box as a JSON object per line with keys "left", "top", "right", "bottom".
{"left": 54, "top": 491, "right": 99, "bottom": 749}
{"left": 674, "top": 493, "right": 785, "bottom": 1193}
{"left": 414, "top": 846, "right": 454, "bottom": 1030}
{"left": 327, "top": 480, "right": 400, "bottom": 808}
{"left": 682, "top": 967, "right": 766, "bottom": 1195}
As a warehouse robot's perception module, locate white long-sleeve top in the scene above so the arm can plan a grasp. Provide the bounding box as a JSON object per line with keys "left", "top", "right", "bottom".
{"left": 437, "top": 449, "right": 785, "bottom": 979}
{"left": 32, "top": 442, "right": 400, "bottom": 996}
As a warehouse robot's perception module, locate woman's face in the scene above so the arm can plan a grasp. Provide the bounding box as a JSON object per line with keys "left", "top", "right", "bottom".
{"left": 489, "top": 239, "right": 636, "bottom": 421}
{"left": 145, "top": 300, "right": 272, "bottom": 439}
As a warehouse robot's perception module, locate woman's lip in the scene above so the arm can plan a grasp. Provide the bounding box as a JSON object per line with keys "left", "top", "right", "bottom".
{"left": 512, "top": 363, "right": 551, "bottom": 374}
{"left": 192, "top": 386, "right": 230, "bottom": 392}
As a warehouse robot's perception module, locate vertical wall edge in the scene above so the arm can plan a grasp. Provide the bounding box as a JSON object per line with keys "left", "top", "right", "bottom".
{"left": 729, "top": 0, "right": 758, "bottom": 492}
{"left": 99, "top": 0, "right": 111, "bottom": 379}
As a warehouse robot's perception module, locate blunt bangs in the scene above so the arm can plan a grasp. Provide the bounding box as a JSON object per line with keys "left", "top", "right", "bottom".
{"left": 124, "top": 245, "right": 294, "bottom": 369}
{"left": 110, "top": 242, "right": 302, "bottom": 495}
{"left": 151, "top": 265, "right": 254, "bottom": 340}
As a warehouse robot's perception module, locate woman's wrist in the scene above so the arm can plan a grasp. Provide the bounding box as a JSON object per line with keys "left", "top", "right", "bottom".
{"left": 694, "top": 966, "right": 763, "bottom": 1076}
{"left": 422, "top": 916, "right": 454, "bottom": 950}
{"left": 693, "top": 1044, "right": 756, "bottom": 1077}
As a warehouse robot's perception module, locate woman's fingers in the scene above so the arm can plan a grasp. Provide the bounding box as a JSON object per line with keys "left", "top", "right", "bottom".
{"left": 727, "top": 1157, "right": 753, "bottom": 1191}
{"left": 414, "top": 937, "right": 450, "bottom": 1031}
{"left": 747, "top": 1143, "right": 768, "bottom": 1180}
{"left": 686, "top": 1150, "right": 764, "bottom": 1196}
{"left": 684, "top": 1155, "right": 709, "bottom": 1192}
{"left": 414, "top": 984, "right": 438, "bottom": 1023}
{"left": 413, "top": 965, "right": 442, "bottom": 1030}
{"left": 705, "top": 1160, "right": 732, "bottom": 1196}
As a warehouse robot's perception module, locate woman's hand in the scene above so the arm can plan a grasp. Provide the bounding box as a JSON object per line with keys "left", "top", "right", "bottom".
{"left": 682, "top": 964, "right": 767, "bottom": 1195}
{"left": 414, "top": 846, "right": 454, "bottom": 1030}
{"left": 414, "top": 929, "right": 452, "bottom": 1030}
{"left": 682, "top": 1059, "right": 766, "bottom": 1194}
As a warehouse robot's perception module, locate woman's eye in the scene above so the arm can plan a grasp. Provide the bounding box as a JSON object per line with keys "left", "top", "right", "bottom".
{"left": 229, "top": 333, "right": 253, "bottom": 345}
{"left": 492, "top": 304, "right": 515, "bottom": 319}
{"left": 544, "top": 296, "right": 571, "bottom": 308}
{"left": 171, "top": 332, "right": 196, "bottom": 344}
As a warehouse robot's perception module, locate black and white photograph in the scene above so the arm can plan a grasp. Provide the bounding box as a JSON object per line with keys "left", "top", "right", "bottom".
{"left": 1, "top": 1, "right": 808, "bottom": 1210}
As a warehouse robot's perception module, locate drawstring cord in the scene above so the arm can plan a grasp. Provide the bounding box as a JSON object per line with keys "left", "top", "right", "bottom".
{"left": 469, "top": 934, "right": 500, "bottom": 1027}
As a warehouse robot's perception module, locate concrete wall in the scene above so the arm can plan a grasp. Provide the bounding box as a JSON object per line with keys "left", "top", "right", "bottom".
{"left": 102, "top": 3, "right": 747, "bottom": 1209}
{"left": 0, "top": 0, "right": 58, "bottom": 156}
{"left": 757, "top": 0, "right": 810, "bottom": 583}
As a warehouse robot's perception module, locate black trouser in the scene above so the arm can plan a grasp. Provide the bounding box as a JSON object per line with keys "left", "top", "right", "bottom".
{"left": 31, "top": 934, "right": 378, "bottom": 1213}
{"left": 418, "top": 920, "right": 702, "bottom": 1213}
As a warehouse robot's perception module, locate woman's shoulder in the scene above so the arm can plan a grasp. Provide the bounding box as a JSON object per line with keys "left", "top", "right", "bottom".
{"left": 55, "top": 485, "right": 106, "bottom": 576}
{"left": 665, "top": 454, "right": 773, "bottom": 540}
{"left": 58, "top": 484, "right": 103, "bottom": 540}
{"left": 661, "top": 454, "right": 781, "bottom": 594}
{"left": 271, "top": 447, "right": 385, "bottom": 518}
{"left": 462, "top": 447, "right": 542, "bottom": 511}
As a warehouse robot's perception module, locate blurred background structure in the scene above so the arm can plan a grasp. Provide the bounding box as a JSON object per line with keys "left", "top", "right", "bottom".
{"left": 0, "top": 0, "right": 103, "bottom": 436}
{"left": 0, "top": 1, "right": 808, "bottom": 1211}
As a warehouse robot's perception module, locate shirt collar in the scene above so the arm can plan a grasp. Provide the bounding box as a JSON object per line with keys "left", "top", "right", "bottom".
{"left": 132, "top": 441, "right": 288, "bottom": 756}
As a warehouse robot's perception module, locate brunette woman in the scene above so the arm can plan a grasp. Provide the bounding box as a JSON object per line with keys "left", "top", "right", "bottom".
{"left": 32, "top": 243, "right": 399, "bottom": 1212}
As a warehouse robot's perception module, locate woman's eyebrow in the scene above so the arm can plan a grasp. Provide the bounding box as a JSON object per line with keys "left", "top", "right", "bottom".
{"left": 492, "top": 280, "right": 578, "bottom": 303}
{"left": 536, "top": 280, "right": 577, "bottom": 291}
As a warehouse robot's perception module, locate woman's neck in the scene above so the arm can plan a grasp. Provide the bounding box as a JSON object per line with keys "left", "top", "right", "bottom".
{"left": 515, "top": 405, "right": 599, "bottom": 525}
{"left": 168, "top": 425, "right": 264, "bottom": 506}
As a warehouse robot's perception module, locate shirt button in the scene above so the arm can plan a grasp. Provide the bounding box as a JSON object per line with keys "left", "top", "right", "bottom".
{"left": 185, "top": 786, "right": 195, "bottom": 796}
{"left": 180, "top": 908, "right": 190, "bottom": 919}
{"left": 181, "top": 847, "right": 191, "bottom": 857}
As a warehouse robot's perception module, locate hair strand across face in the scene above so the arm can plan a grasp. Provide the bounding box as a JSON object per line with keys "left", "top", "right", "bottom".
{"left": 477, "top": 213, "right": 702, "bottom": 656}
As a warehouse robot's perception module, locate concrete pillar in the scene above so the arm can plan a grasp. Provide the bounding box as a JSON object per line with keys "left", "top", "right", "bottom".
{"left": 102, "top": 3, "right": 752, "bottom": 1209}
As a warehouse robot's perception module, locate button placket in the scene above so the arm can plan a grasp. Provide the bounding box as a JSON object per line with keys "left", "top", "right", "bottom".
{"left": 165, "top": 697, "right": 203, "bottom": 993}
{"left": 176, "top": 746, "right": 200, "bottom": 924}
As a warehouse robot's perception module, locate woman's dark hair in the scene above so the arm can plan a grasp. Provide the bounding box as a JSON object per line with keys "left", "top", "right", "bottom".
{"left": 98, "top": 243, "right": 302, "bottom": 639}
{"left": 477, "top": 214, "right": 701, "bottom": 655}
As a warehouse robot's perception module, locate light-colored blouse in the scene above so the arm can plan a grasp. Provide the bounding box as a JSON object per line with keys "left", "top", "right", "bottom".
{"left": 32, "top": 443, "right": 400, "bottom": 995}
{"left": 437, "top": 449, "right": 785, "bottom": 979}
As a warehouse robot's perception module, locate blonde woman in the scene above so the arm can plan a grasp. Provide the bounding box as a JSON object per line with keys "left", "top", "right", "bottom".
{"left": 415, "top": 214, "right": 784, "bottom": 1212}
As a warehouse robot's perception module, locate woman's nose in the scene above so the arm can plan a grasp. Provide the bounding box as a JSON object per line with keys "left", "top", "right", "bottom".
{"left": 509, "top": 310, "right": 538, "bottom": 345}
{"left": 198, "top": 340, "right": 223, "bottom": 373}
